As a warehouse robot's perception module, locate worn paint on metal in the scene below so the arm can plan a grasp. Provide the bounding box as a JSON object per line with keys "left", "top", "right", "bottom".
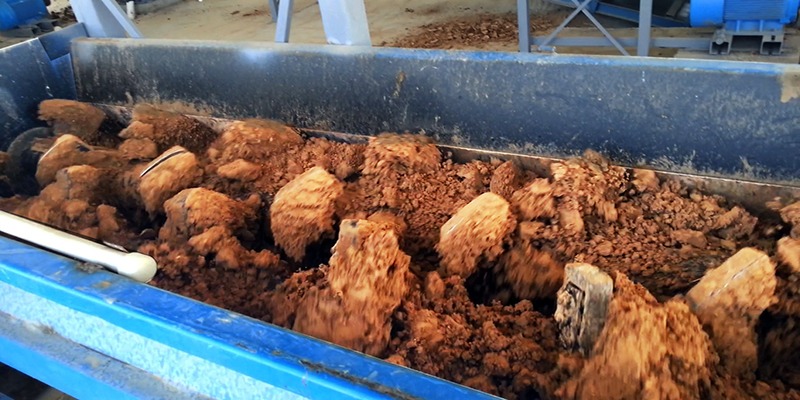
{"left": 0, "top": 307, "right": 210, "bottom": 400}
{"left": 70, "top": 39, "right": 800, "bottom": 184}
{"left": 0, "top": 236, "right": 499, "bottom": 399}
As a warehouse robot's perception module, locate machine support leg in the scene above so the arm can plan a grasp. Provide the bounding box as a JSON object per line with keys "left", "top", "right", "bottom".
{"left": 317, "top": 0, "right": 371, "bottom": 45}
{"left": 70, "top": 0, "right": 143, "bottom": 38}
{"left": 517, "top": 0, "right": 531, "bottom": 52}
{"left": 274, "top": 0, "right": 293, "bottom": 42}
{"left": 268, "top": 0, "right": 279, "bottom": 23}
{"left": 537, "top": 0, "right": 629, "bottom": 55}
{"left": 637, "top": 0, "right": 653, "bottom": 56}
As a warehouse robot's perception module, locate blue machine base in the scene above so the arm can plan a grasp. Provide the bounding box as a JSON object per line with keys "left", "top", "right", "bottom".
{"left": 0, "top": 0, "right": 49, "bottom": 31}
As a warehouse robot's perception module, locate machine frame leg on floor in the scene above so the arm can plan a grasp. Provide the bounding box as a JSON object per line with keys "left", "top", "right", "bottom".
{"left": 274, "top": 0, "right": 370, "bottom": 45}
{"left": 532, "top": 0, "right": 631, "bottom": 55}
{"left": 70, "top": 0, "right": 142, "bottom": 38}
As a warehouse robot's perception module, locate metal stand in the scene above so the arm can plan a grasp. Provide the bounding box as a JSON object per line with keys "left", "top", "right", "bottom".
{"left": 534, "top": 0, "right": 630, "bottom": 55}
{"left": 268, "top": 0, "right": 279, "bottom": 23}
{"left": 274, "top": 0, "right": 371, "bottom": 46}
{"left": 70, "top": 0, "right": 142, "bottom": 38}
{"left": 519, "top": 0, "right": 709, "bottom": 55}
{"left": 710, "top": 29, "right": 786, "bottom": 55}
{"left": 637, "top": 0, "right": 651, "bottom": 56}
{"left": 274, "top": 0, "right": 292, "bottom": 42}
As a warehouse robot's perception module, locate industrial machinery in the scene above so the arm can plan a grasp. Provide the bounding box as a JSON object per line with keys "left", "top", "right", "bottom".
{"left": 0, "top": 0, "right": 51, "bottom": 34}
{"left": 525, "top": 0, "right": 800, "bottom": 55}
{"left": 2, "top": 5, "right": 800, "bottom": 399}
{"left": 690, "top": 0, "right": 800, "bottom": 54}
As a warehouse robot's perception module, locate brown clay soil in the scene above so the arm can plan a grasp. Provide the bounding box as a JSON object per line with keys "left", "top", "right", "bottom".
{"left": 387, "top": 12, "right": 583, "bottom": 50}
{"left": 2, "top": 100, "right": 800, "bottom": 399}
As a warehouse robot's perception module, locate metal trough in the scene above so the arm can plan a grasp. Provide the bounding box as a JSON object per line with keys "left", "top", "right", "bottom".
{"left": 1, "top": 24, "right": 800, "bottom": 399}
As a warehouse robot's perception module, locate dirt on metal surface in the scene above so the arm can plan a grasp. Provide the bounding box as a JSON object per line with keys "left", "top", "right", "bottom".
{"left": 2, "top": 100, "right": 800, "bottom": 399}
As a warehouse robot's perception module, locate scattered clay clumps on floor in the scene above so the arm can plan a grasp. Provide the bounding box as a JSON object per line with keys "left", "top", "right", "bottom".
{"left": 2, "top": 99, "right": 800, "bottom": 399}
{"left": 490, "top": 160, "right": 525, "bottom": 200}
{"left": 388, "top": 13, "right": 564, "bottom": 50}
{"left": 119, "top": 138, "right": 159, "bottom": 161}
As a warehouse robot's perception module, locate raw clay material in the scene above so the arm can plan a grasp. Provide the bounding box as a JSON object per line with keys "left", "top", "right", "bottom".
{"left": 2, "top": 100, "right": 800, "bottom": 400}
{"left": 686, "top": 248, "right": 777, "bottom": 377}
{"left": 292, "top": 218, "right": 410, "bottom": 356}
{"left": 557, "top": 272, "right": 717, "bottom": 400}
{"left": 437, "top": 192, "right": 517, "bottom": 278}
{"left": 120, "top": 104, "right": 217, "bottom": 153}
{"left": 35, "top": 134, "right": 124, "bottom": 187}
{"left": 138, "top": 147, "right": 204, "bottom": 216}
{"left": 270, "top": 167, "right": 344, "bottom": 262}
{"left": 38, "top": 99, "right": 109, "bottom": 146}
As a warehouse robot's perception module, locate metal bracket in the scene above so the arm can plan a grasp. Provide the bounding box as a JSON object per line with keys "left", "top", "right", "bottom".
{"left": 710, "top": 29, "right": 785, "bottom": 55}
{"left": 70, "top": 0, "right": 142, "bottom": 38}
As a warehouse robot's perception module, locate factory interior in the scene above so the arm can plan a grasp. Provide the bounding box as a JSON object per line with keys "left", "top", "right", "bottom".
{"left": 1, "top": 0, "right": 800, "bottom": 399}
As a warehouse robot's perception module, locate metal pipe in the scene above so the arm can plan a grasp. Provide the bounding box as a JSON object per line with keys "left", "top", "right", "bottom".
{"left": 0, "top": 210, "right": 157, "bottom": 282}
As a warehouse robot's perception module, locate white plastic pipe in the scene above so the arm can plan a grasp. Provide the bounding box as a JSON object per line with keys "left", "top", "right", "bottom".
{"left": 0, "top": 211, "right": 157, "bottom": 283}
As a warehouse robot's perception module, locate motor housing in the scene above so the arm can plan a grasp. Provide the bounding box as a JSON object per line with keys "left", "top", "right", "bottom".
{"left": 691, "top": 0, "right": 799, "bottom": 30}
{"left": 689, "top": 0, "right": 799, "bottom": 53}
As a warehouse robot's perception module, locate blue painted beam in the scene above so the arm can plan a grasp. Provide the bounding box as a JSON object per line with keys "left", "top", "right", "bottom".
{"left": 0, "top": 236, "right": 499, "bottom": 400}
{"left": 0, "top": 309, "right": 209, "bottom": 400}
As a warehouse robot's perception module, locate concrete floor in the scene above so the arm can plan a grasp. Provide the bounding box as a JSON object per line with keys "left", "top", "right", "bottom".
{"left": 130, "top": 0, "right": 520, "bottom": 45}
{"left": 1, "top": 0, "right": 797, "bottom": 63}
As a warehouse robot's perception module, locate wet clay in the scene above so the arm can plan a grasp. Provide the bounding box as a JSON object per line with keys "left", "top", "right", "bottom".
{"left": 2, "top": 101, "right": 799, "bottom": 400}
{"left": 291, "top": 218, "right": 411, "bottom": 356}
{"left": 38, "top": 99, "right": 110, "bottom": 146}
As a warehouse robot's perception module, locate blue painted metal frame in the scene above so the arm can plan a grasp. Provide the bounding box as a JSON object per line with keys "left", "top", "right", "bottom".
{"left": 0, "top": 23, "right": 85, "bottom": 151}
{"left": 0, "top": 235, "right": 499, "bottom": 399}
{"left": 0, "top": 308, "right": 211, "bottom": 400}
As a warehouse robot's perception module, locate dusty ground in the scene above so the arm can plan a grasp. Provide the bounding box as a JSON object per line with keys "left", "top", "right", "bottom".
{"left": 2, "top": 100, "right": 800, "bottom": 399}
{"left": 4, "top": 0, "right": 793, "bottom": 60}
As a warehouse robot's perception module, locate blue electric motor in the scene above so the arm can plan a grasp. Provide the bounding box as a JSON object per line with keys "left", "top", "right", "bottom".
{"left": 0, "top": 0, "right": 49, "bottom": 31}
{"left": 688, "top": 0, "right": 799, "bottom": 54}
{"left": 690, "top": 0, "right": 800, "bottom": 31}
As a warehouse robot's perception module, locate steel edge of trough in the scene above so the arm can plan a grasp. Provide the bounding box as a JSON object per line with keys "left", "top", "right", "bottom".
{"left": 0, "top": 236, "right": 499, "bottom": 400}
